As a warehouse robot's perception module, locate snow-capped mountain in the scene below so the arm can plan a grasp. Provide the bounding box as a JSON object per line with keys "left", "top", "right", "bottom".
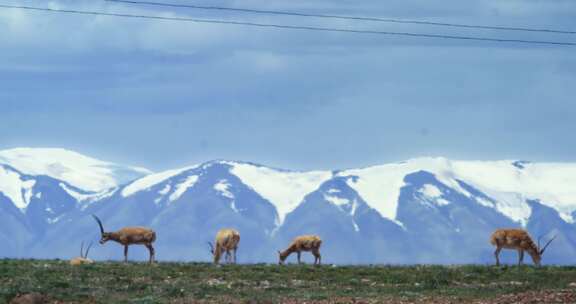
{"left": 338, "top": 158, "right": 576, "bottom": 226}
{"left": 2, "top": 149, "right": 576, "bottom": 265}
{"left": 0, "top": 148, "right": 151, "bottom": 192}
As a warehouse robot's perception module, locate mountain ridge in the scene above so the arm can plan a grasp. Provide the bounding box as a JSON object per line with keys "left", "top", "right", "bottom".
{"left": 1, "top": 148, "right": 575, "bottom": 264}
{"left": 0, "top": 147, "right": 151, "bottom": 192}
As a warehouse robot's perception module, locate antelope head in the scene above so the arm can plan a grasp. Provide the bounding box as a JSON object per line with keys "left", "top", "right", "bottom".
{"left": 277, "top": 250, "right": 288, "bottom": 265}
{"left": 530, "top": 234, "right": 557, "bottom": 266}
{"left": 70, "top": 241, "right": 94, "bottom": 265}
{"left": 92, "top": 215, "right": 112, "bottom": 244}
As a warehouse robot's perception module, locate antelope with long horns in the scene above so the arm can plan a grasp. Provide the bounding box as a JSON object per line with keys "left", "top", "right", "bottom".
{"left": 278, "top": 235, "right": 322, "bottom": 265}
{"left": 208, "top": 228, "right": 240, "bottom": 264}
{"left": 92, "top": 214, "right": 157, "bottom": 264}
{"left": 490, "top": 228, "right": 556, "bottom": 266}
{"left": 70, "top": 241, "right": 94, "bottom": 266}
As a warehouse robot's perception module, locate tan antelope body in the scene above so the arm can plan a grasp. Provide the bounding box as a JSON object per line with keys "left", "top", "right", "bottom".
{"left": 209, "top": 228, "right": 240, "bottom": 264}
{"left": 490, "top": 228, "right": 556, "bottom": 266}
{"left": 278, "top": 235, "right": 322, "bottom": 265}
{"left": 92, "top": 215, "right": 157, "bottom": 263}
{"left": 69, "top": 241, "right": 94, "bottom": 266}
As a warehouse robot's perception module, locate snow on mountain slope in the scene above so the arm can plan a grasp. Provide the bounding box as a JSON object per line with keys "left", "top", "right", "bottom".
{"left": 451, "top": 160, "right": 576, "bottom": 223}
{"left": 108, "top": 157, "right": 576, "bottom": 228}
{"left": 59, "top": 182, "right": 118, "bottom": 209}
{"left": 0, "top": 148, "right": 151, "bottom": 192}
{"left": 338, "top": 157, "right": 576, "bottom": 226}
{"left": 227, "top": 162, "right": 333, "bottom": 226}
{"left": 418, "top": 184, "right": 450, "bottom": 207}
{"left": 0, "top": 163, "right": 89, "bottom": 215}
{"left": 338, "top": 157, "right": 469, "bottom": 226}
{"left": 0, "top": 165, "right": 34, "bottom": 209}
{"left": 110, "top": 160, "right": 334, "bottom": 226}
{"left": 121, "top": 165, "right": 197, "bottom": 197}
{"left": 168, "top": 174, "right": 199, "bottom": 203}
{"left": 214, "top": 179, "right": 240, "bottom": 212}
{"left": 9, "top": 147, "right": 572, "bottom": 230}
{"left": 6, "top": 150, "right": 576, "bottom": 263}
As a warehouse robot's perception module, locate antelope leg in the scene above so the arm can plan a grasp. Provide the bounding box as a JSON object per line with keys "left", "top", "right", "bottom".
{"left": 146, "top": 244, "right": 155, "bottom": 264}
{"left": 494, "top": 247, "right": 502, "bottom": 266}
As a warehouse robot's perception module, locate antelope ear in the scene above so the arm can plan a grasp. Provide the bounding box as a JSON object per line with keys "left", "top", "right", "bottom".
{"left": 277, "top": 250, "right": 281, "bottom": 254}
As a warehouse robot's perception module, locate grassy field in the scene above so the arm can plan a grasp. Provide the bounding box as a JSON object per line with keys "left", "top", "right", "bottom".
{"left": 1, "top": 260, "right": 576, "bottom": 303}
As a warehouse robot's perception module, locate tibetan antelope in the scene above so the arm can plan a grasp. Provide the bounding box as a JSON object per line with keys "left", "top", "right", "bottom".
{"left": 278, "top": 235, "right": 322, "bottom": 265}
{"left": 92, "top": 215, "right": 157, "bottom": 264}
{"left": 490, "top": 228, "right": 556, "bottom": 266}
{"left": 208, "top": 228, "right": 240, "bottom": 264}
{"left": 69, "top": 241, "right": 94, "bottom": 266}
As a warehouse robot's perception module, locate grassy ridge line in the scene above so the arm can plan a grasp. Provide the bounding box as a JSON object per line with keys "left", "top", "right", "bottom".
{"left": 1, "top": 259, "right": 576, "bottom": 303}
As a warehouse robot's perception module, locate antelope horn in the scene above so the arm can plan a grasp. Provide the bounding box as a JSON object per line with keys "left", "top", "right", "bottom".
{"left": 537, "top": 234, "right": 543, "bottom": 250}
{"left": 80, "top": 241, "right": 85, "bottom": 258}
{"left": 92, "top": 214, "right": 104, "bottom": 235}
{"left": 84, "top": 241, "right": 93, "bottom": 258}
{"left": 540, "top": 235, "right": 557, "bottom": 254}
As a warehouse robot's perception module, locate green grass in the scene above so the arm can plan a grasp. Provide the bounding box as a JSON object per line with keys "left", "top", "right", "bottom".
{"left": 1, "top": 259, "right": 575, "bottom": 303}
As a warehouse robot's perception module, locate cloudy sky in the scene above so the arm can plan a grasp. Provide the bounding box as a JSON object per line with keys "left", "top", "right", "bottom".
{"left": 1, "top": 0, "right": 575, "bottom": 171}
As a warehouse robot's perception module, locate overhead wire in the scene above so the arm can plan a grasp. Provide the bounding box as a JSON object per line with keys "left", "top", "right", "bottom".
{"left": 0, "top": 4, "right": 575, "bottom": 46}
{"left": 107, "top": 0, "right": 576, "bottom": 35}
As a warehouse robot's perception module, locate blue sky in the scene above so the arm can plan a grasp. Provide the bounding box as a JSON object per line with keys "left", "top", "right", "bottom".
{"left": 1, "top": 0, "right": 575, "bottom": 171}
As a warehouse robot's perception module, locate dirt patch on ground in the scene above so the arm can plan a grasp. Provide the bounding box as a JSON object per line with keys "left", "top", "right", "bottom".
{"left": 479, "top": 289, "right": 576, "bottom": 304}
{"left": 169, "top": 290, "right": 576, "bottom": 304}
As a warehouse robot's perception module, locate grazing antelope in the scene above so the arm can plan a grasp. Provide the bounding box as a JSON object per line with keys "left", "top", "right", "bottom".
{"left": 278, "top": 235, "right": 322, "bottom": 265}
{"left": 490, "top": 228, "right": 556, "bottom": 266}
{"left": 69, "top": 241, "right": 94, "bottom": 266}
{"left": 208, "top": 228, "right": 240, "bottom": 264}
{"left": 92, "top": 214, "right": 157, "bottom": 264}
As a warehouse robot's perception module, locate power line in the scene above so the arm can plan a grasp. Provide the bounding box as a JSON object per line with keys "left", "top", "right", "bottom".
{"left": 1, "top": 4, "right": 575, "bottom": 46}
{"left": 107, "top": 0, "right": 576, "bottom": 35}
